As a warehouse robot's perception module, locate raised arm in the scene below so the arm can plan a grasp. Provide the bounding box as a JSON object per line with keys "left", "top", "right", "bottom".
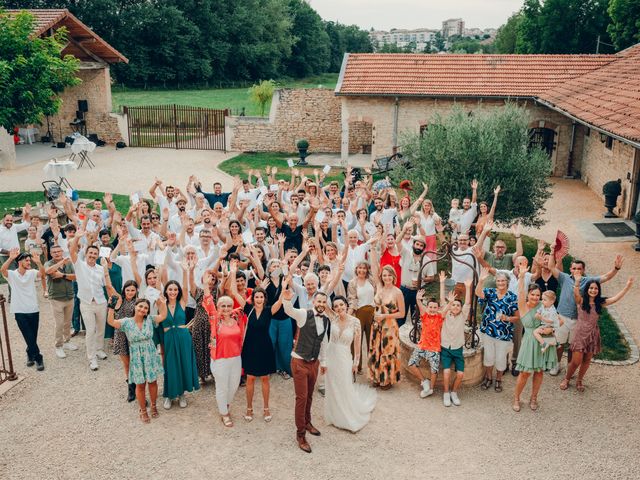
{"left": 603, "top": 277, "right": 634, "bottom": 307}
{"left": 511, "top": 222, "right": 523, "bottom": 258}
{"left": 599, "top": 255, "right": 623, "bottom": 284}
{"left": 1, "top": 249, "right": 19, "bottom": 279}
{"left": 475, "top": 268, "right": 489, "bottom": 299}
{"left": 470, "top": 179, "right": 478, "bottom": 204}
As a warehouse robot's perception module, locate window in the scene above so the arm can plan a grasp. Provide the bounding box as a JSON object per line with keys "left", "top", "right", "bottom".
{"left": 585, "top": 127, "right": 590, "bottom": 137}
{"left": 606, "top": 136, "right": 614, "bottom": 150}
{"left": 528, "top": 127, "right": 556, "bottom": 157}
{"left": 419, "top": 124, "right": 428, "bottom": 137}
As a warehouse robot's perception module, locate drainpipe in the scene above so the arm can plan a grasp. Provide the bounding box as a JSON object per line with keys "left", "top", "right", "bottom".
{"left": 565, "top": 121, "right": 577, "bottom": 179}
{"left": 392, "top": 97, "right": 399, "bottom": 154}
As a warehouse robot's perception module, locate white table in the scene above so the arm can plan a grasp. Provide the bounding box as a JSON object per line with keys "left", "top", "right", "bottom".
{"left": 18, "top": 127, "right": 39, "bottom": 144}
{"left": 43, "top": 159, "right": 77, "bottom": 189}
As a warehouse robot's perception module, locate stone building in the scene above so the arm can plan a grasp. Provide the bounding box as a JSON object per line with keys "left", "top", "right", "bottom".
{"left": 1, "top": 9, "right": 127, "bottom": 169}
{"left": 335, "top": 49, "right": 640, "bottom": 218}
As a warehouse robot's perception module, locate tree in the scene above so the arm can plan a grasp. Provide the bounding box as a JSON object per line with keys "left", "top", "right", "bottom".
{"left": 0, "top": 10, "right": 80, "bottom": 132}
{"left": 248, "top": 79, "right": 276, "bottom": 117}
{"left": 495, "top": 12, "right": 523, "bottom": 53}
{"left": 325, "top": 21, "right": 372, "bottom": 72}
{"left": 285, "top": 0, "right": 330, "bottom": 77}
{"left": 516, "top": 0, "right": 542, "bottom": 53}
{"left": 449, "top": 37, "right": 482, "bottom": 53}
{"left": 608, "top": 0, "right": 640, "bottom": 51}
{"left": 432, "top": 31, "right": 445, "bottom": 51}
{"left": 392, "top": 104, "right": 552, "bottom": 227}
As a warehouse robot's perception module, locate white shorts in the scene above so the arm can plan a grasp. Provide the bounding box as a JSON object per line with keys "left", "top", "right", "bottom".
{"left": 482, "top": 333, "right": 512, "bottom": 372}
{"left": 555, "top": 315, "right": 576, "bottom": 344}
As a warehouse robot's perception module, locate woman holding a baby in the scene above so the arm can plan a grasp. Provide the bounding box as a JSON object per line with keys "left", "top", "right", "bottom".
{"left": 511, "top": 265, "right": 559, "bottom": 412}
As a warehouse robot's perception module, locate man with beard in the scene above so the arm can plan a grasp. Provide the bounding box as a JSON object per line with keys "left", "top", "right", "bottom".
{"left": 397, "top": 219, "right": 429, "bottom": 327}
{"left": 195, "top": 181, "right": 231, "bottom": 208}
{"left": 282, "top": 288, "right": 329, "bottom": 453}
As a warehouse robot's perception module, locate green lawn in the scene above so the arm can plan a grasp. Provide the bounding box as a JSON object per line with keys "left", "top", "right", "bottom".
{"left": 596, "top": 308, "right": 630, "bottom": 361}
{"left": 0, "top": 191, "right": 131, "bottom": 216}
{"left": 112, "top": 73, "right": 339, "bottom": 116}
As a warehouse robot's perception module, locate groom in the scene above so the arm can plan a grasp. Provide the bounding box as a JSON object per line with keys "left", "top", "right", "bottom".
{"left": 282, "top": 287, "right": 329, "bottom": 453}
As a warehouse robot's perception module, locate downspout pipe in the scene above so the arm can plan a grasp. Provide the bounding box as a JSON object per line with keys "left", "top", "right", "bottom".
{"left": 392, "top": 97, "right": 399, "bottom": 154}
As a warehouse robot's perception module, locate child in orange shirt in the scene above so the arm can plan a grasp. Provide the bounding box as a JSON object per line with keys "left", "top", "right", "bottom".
{"left": 407, "top": 288, "right": 446, "bottom": 398}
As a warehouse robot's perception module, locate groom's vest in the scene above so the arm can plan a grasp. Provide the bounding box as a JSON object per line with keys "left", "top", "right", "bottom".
{"left": 294, "top": 310, "right": 328, "bottom": 362}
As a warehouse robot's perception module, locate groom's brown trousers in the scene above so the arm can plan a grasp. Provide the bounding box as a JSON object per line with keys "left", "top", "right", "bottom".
{"left": 291, "top": 357, "right": 319, "bottom": 438}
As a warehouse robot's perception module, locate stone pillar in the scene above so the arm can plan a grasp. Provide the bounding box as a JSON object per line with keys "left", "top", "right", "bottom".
{"left": 340, "top": 97, "right": 349, "bottom": 165}
{"left": 0, "top": 130, "right": 16, "bottom": 170}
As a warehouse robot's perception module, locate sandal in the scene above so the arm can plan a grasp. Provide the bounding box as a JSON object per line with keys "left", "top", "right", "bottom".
{"left": 221, "top": 415, "right": 234, "bottom": 427}
{"left": 480, "top": 378, "right": 493, "bottom": 390}
{"left": 559, "top": 378, "right": 570, "bottom": 390}
{"left": 512, "top": 400, "right": 521, "bottom": 412}
{"left": 494, "top": 380, "right": 503, "bottom": 393}
{"left": 244, "top": 408, "right": 254, "bottom": 422}
{"left": 139, "top": 408, "right": 150, "bottom": 424}
{"left": 529, "top": 398, "right": 539, "bottom": 411}
{"left": 150, "top": 403, "right": 159, "bottom": 418}
{"left": 576, "top": 380, "right": 585, "bottom": 392}
{"left": 263, "top": 408, "right": 272, "bottom": 423}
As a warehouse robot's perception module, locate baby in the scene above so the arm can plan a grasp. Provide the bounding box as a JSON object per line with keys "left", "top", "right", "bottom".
{"left": 448, "top": 198, "right": 463, "bottom": 239}
{"left": 533, "top": 291, "right": 563, "bottom": 352}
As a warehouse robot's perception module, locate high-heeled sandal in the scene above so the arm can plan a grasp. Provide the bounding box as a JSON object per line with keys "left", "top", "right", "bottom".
{"left": 576, "top": 380, "right": 585, "bottom": 392}
{"left": 139, "top": 408, "right": 150, "bottom": 424}
{"left": 529, "top": 398, "right": 539, "bottom": 411}
{"left": 263, "top": 408, "right": 272, "bottom": 423}
{"left": 221, "top": 415, "right": 233, "bottom": 427}
{"left": 150, "top": 403, "right": 159, "bottom": 418}
{"left": 559, "top": 378, "right": 570, "bottom": 390}
{"left": 512, "top": 400, "right": 521, "bottom": 412}
{"left": 244, "top": 408, "right": 254, "bottom": 422}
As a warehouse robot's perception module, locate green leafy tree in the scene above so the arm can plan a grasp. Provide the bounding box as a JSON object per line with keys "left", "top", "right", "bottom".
{"left": 392, "top": 104, "right": 552, "bottom": 227}
{"left": 325, "top": 21, "right": 372, "bottom": 72}
{"left": 432, "top": 31, "right": 445, "bottom": 51}
{"left": 248, "top": 79, "right": 276, "bottom": 117}
{"left": 449, "top": 37, "right": 482, "bottom": 53}
{"left": 495, "top": 12, "right": 523, "bottom": 53}
{"left": 516, "top": 0, "right": 542, "bottom": 53}
{"left": 0, "top": 10, "right": 80, "bottom": 132}
{"left": 378, "top": 42, "right": 407, "bottom": 53}
{"left": 286, "top": 0, "right": 330, "bottom": 77}
{"left": 608, "top": 0, "right": 640, "bottom": 50}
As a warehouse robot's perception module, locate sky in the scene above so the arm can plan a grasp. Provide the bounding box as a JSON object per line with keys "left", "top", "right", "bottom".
{"left": 310, "top": 0, "right": 525, "bottom": 31}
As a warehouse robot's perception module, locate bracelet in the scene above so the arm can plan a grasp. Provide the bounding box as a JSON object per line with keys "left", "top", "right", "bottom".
{"left": 614, "top": 266, "right": 620, "bottom": 270}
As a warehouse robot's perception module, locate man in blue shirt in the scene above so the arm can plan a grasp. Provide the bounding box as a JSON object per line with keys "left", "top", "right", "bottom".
{"left": 547, "top": 254, "right": 623, "bottom": 375}
{"left": 195, "top": 181, "right": 231, "bottom": 208}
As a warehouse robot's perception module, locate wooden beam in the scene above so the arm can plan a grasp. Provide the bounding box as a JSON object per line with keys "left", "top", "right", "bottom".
{"left": 68, "top": 38, "right": 107, "bottom": 66}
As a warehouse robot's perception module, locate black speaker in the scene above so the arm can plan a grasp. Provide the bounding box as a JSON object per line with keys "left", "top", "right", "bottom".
{"left": 76, "top": 110, "right": 84, "bottom": 120}
{"left": 78, "top": 100, "right": 88, "bottom": 112}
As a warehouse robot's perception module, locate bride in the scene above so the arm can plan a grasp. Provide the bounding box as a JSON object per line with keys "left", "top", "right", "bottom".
{"left": 324, "top": 295, "right": 377, "bottom": 432}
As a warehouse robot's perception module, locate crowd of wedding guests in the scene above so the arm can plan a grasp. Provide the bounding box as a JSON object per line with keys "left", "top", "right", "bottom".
{"left": 0, "top": 164, "right": 633, "bottom": 449}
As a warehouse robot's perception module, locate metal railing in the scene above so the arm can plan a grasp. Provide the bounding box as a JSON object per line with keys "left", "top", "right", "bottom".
{"left": 0, "top": 294, "right": 18, "bottom": 385}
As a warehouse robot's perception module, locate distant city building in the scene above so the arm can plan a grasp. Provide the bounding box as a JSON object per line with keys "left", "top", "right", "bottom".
{"left": 369, "top": 28, "right": 438, "bottom": 52}
{"left": 442, "top": 18, "right": 464, "bottom": 38}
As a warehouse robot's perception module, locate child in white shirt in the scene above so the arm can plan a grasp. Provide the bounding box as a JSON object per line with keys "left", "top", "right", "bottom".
{"left": 448, "top": 199, "right": 463, "bottom": 239}
{"left": 534, "top": 290, "right": 563, "bottom": 352}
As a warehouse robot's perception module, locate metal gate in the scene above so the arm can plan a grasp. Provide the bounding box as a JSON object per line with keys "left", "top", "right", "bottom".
{"left": 124, "top": 105, "right": 228, "bottom": 150}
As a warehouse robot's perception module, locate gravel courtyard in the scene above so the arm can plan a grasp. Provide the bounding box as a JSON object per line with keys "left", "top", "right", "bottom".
{"left": 1, "top": 171, "right": 639, "bottom": 479}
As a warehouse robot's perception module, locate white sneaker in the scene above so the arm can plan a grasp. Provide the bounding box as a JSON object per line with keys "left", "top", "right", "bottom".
{"left": 63, "top": 342, "right": 78, "bottom": 351}
{"left": 549, "top": 365, "right": 559, "bottom": 376}
{"left": 89, "top": 358, "right": 99, "bottom": 371}
{"left": 96, "top": 350, "right": 108, "bottom": 360}
{"left": 420, "top": 388, "right": 434, "bottom": 399}
{"left": 55, "top": 348, "right": 66, "bottom": 359}
{"left": 443, "top": 392, "right": 452, "bottom": 407}
{"left": 163, "top": 398, "right": 172, "bottom": 410}
{"left": 450, "top": 391, "right": 461, "bottom": 406}
{"left": 179, "top": 395, "right": 187, "bottom": 408}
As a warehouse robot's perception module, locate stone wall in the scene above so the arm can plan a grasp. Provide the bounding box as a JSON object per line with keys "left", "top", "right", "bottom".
{"left": 226, "top": 88, "right": 341, "bottom": 153}
{"left": 348, "top": 121, "right": 373, "bottom": 154}
{"left": 48, "top": 66, "right": 123, "bottom": 144}
{"left": 341, "top": 96, "right": 575, "bottom": 176}
{"left": 581, "top": 132, "right": 638, "bottom": 217}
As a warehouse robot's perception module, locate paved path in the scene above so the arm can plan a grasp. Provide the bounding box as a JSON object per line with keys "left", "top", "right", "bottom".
{"left": 0, "top": 177, "right": 638, "bottom": 479}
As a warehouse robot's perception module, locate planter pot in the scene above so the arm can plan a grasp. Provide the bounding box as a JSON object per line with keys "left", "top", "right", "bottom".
{"left": 604, "top": 194, "right": 619, "bottom": 218}
{"left": 297, "top": 147, "right": 309, "bottom": 166}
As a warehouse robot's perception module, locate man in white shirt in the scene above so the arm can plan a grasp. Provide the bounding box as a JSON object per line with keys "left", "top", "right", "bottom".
{"left": 282, "top": 288, "right": 329, "bottom": 453}
{"left": 0, "top": 210, "right": 31, "bottom": 254}
{"left": 69, "top": 232, "right": 108, "bottom": 371}
{"left": 1, "top": 249, "right": 45, "bottom": 370}
{"left": 458, "top": 179, "right": 478, "bottom": 235}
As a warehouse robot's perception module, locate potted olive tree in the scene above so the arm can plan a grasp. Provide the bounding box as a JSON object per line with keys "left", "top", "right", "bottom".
{"left": 602, "top": 179, "right": 622, "bottom": 218}
{"left": 296, "top": 139, "right": 309, "bottom": 166}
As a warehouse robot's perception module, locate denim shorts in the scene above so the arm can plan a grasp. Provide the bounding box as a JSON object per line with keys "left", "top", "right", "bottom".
{"left": 408, "top": 348, "right": 440, "bottom": 373}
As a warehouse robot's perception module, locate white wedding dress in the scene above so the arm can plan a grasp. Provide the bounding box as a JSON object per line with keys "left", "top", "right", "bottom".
{"left": 324, "top": 315, "right": 377, "bottom": 432}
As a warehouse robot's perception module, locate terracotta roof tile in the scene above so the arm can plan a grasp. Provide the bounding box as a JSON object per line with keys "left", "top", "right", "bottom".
{"left": 336, "top": 53, "right": 615, "bottom": 97}
{"left": 541, "top": 44, "right": 640, "bottom": 141}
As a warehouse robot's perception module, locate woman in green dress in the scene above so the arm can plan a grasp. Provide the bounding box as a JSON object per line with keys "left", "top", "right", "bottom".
{"left": 103, "top": 258, "right": 122, "bottom": 340}
{"left": 107, "top": 297, "right": 167, "bottom": 423}
{"left": 512, "top": 266, "right": 556, "bottom": 412}
{"left": 162, "top": 279, "right": 200, "bottom": 410}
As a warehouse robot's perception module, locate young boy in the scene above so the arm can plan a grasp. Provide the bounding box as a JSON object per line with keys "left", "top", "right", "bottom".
{"left": 448, "top": 198, "right": 463, "bottom": 239}
{"left": 407, "top": 290, "right": 445, "bottom": 398}
{"left": 440, "top": 276, "right": 473, "bottom": 407}
{"left": 534, "top": 290, "right": 563, "bottom": 353}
